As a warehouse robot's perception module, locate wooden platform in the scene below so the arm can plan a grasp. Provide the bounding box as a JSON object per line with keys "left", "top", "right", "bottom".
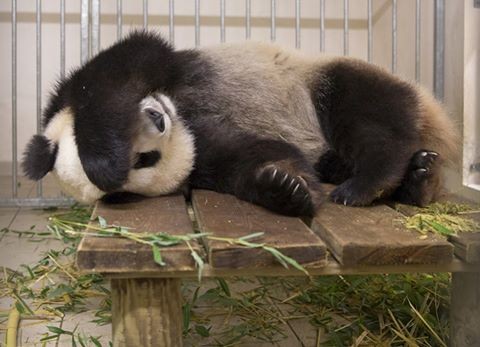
{"left": 76, "top": 188, "right": 480, "bottom": 347}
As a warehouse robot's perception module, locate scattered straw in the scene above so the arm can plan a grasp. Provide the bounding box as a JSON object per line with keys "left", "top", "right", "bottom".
{"left": 402, "top": 202, "right": 480, "bottom": 236}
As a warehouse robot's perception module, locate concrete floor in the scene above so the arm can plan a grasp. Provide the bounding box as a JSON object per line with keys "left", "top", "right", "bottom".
{"left": 0, "top": 173, "right": 318, "bottom": 346}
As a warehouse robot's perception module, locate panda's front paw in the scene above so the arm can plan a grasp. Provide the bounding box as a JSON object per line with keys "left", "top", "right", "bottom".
{"left": 254, "top": 164, "right": 318, "bottom": 216}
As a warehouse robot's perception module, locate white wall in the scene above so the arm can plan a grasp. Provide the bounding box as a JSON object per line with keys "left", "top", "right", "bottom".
{"left": 460, "top": 0, "right": 480, "bottom": 195}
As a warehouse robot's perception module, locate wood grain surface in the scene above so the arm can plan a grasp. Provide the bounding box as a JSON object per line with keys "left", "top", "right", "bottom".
{"left": 192, "top": 190, "right": 327, "bottom": 269}
{"left": 312, "top": 199, "right": 453, "bottom": 266}
{"left": 77, "top": 194, "right": 198, "bottom": 273}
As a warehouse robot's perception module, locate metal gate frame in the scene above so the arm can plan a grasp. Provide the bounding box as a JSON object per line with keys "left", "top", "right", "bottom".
{"left": 1, "top": 0, "right": 446, "bottom": 208}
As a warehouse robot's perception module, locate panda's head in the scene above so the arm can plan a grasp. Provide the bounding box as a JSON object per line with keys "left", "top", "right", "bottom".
{"left": 22, "top": 93, "right": 195, "bottom": 204}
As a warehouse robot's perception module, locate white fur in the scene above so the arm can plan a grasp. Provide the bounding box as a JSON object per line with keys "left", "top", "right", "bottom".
{"left": 123, "top": 94, "right": 196, "bottom": 196}
{"left": 44, "top": 109, "right": 104, "bottom": 203}
{"left": 43, "top": 95, "right": 195, "bottom": 204}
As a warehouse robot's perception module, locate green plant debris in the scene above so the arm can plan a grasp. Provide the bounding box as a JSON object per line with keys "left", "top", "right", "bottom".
{"left": 401, "top": 202, "right": 480, "bottom": 236}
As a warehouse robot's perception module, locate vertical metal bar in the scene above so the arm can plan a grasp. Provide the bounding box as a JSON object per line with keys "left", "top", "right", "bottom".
{"left": 245, "top": 0, "right": 251, "bottom": 39}
{"left": 320, "top": 0, "right": 325, "bottom": 52}
{"left": 11, "top": 0, "right": 17, "bottom": 198}
{"left": 60, "top": 0, "right": 65, "bottom": 79}
{"left": 434, "top": 0, "right": 445, "bottom": 100}
{"left": 36, "top": 0, "right": 42, "bottom": 197}
{"left": 195, "top": 0, "right": 200, "bottom": 47}
{"left": 169, "top": 0, "right": 174, "bottom": 42}
{"left": 415, "top": 0, "right": 421, "bottom": 82}
{"left": 220, "top": 0, "right": 226, "bottom": 43}
{"left": 143, "top": 0, "right": 148, "bottom": 29}
{"left": 295, "top": 0, "right": 300, "bottom": 49}
{"left": 91, "top": 0, "right": 100, "bottom": 56}
{"left": 392, "top": 0, "right": 397, "bottom": 73}
{"left": 344, "top": 0, "right": 349, "bottom": 55}
{"left": 368, "top": 0, "right": 373, "bottom": 62}
{"left": 271, "top": 0, "right": 276, "bottom": 42}
{"left": 117, "top": 0, "right": 122, "bottom": 40}
{"left": 81, "top": 0, "right": 89, "bottom": 63}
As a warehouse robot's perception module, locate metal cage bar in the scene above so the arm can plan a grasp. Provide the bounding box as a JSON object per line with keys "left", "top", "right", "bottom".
{"left": 195, "top": 0, "right": 200, "bottom": 47}
{"left": 60, "top": 0, "right": 65, "bottom": 79}
{"left": 245, "top": 0, "right": 251, "bottom": 39}
{"left": 295, "top": 0, "right": 301, "bottom": 49}
{"left": 36, "top": 0, "right": 42, "bottom": 197}
{"left": 433, "top": 0, "right": 445, "bottom": 101}
{"left": 81, "top": 0, "right": 89, "bottom": 63}
{"left": 343, "top": 0, "right": 349, "bottom": 56}
{"left": 320, "top": 0, "right": 325, "bottom": 52}
{"left": 11, "top": 0, "right": 17, "bottom": 198}
{"left": 169, "top": 0, "right": 174, "bottom": 42}
{"left": 392, "top": 0, "right": 397, "bottom": 73}
{"left": 220, "top": 0, "right": 226, "bottom": 43}
{"left": 91, "top": 0, "right": 100, "bottom": 56}
{"left": 368, "top": 0, "right": 373, "bottom": 62}
{"left": 415, "top": 0, "right": 421, "bottom": 82}
{"left": 271, "top": 0, "right": 276, "bottom": 42}
{"left": 117, "top": 0, "right": 122, "bottom": 40}
{"left": 143, "top": 0, "right": 148, "bottom": 29}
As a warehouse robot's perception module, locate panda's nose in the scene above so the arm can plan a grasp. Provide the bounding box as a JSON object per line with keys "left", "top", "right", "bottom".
{"left": 146, "top": 109, "right": 166, "bottom": 133}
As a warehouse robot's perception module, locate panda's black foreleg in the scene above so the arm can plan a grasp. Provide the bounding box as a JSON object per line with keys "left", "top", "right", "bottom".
{"left": 190, "top": 129, "right": 323, "bottom": 217}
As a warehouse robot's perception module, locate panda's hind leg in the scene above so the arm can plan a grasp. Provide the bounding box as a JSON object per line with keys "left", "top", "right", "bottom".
{"left": 392, "top": 150, "right": 441, "bottom": 206}
{"left": 328, "top": 143, "right": 412, "bottom": 206}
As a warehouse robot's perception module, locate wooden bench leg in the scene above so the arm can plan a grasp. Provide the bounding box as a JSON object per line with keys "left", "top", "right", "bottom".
{"left": 111, "top": 278, "right": 183, "bottom": 347}
{"left": 450, "top": 272, "right": 480, "bottom": 347}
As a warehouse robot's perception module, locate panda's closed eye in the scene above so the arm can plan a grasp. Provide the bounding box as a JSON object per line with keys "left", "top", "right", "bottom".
{"left": 134, "top": 150, "right": 161, "bottom": 169}
{"left": 146, "top": 108, "right": 166, "bottom": 133}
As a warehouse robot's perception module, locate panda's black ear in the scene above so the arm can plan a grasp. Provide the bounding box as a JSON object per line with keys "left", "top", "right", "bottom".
{"left": 22, "top": 135, "right": 58, "bottom": 180}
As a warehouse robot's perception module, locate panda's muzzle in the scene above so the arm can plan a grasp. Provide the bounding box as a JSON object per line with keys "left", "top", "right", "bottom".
{"left": 145, "top": 108, "right": 166, "bottom": 133}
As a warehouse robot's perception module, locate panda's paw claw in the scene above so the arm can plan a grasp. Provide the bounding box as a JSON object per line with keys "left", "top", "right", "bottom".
{"left": 255, "top": 164, "right": 315, "bottom": 216}
{"left": 330, "top": 179, "right": 374, "bottom": 207}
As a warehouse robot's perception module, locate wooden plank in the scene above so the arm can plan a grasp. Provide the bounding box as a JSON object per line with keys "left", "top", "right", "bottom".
{"left": 77, "top": 194, "right": 198, "bottom": 273}
{"left": 312, "top": 198, "right": 453, "bottom": 266}
{"left": 449, "top": 233, "right": 480, "bottom": 263}
{"left": 192, "top": 190, "right": 327, "bottom": 269}
{"left": 112, "top": 278, "right": 183, "bottom": 347}
{"left": 104, "top": 258, "right": 479, "bottom": 279}
{"left": 450, "top": 272, "right": 480, "bottom": 347}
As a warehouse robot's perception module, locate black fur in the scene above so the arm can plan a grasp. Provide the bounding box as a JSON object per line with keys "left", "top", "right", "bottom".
{"left": 311, "top": 60, "right": 421, "bottom": 205}
{"left": 188, "top": 123, "right": 322, "bottom": 216}
{"left": 22, "top": 135, "right": 58, "bottom": 180}
{"left": 35, "top": 31, "right": 199, "bottom": 192}
{"left": 134, "top": 151, "right": 161, "bottom": 169}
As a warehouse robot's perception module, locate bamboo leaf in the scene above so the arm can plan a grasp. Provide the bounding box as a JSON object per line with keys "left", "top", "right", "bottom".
{"left": 152, "top": 245, "right": 166, "bottom": 266}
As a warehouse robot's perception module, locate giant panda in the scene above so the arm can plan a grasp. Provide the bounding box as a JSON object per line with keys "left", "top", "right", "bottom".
{"left": 22, "top": 31, "right": 459, "bottom": 217}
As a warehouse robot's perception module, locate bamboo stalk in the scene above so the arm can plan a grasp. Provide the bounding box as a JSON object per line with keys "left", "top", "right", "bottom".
{"left": 5, "top": 304, "right": 20, "bottom": 347}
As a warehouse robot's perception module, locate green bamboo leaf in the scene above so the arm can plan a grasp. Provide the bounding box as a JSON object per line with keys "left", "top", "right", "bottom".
{"left": 90, "top": 336, "right": 103, "bottom": 347}
{"left": 183, "top": 302, "right": 191, "bottom": 333}
{"left": 152, "top": 245, "right": 166, "bottom": 266}
{"left": 97, "top": 216, "right": 107, "bottom": 228}
{"left": 238, "top": 232, "right": 265, "bottom": 241}
{"left": 217, "top": 277, "right": 231, "bottom": 297}
{"left": 190, "top": 249, "right": 205, "bottom": 282}
{"left": 195, "top": 324, "right": 211, "bottom": 337}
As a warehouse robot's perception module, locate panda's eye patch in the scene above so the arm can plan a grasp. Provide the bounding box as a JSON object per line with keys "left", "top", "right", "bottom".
{"left": 134, "top": 150, "right": 161, "bottom": 169}
{"left": 146, "top": 108, "right": 166, "bottom": 133}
